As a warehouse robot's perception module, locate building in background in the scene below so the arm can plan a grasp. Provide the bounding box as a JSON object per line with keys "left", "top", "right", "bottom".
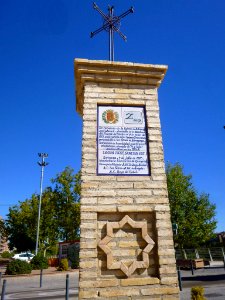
{"left": 58, "top": 240, "right": 80, "bottom": 261}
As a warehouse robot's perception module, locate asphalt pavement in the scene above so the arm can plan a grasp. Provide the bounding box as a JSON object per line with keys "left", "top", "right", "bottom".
{"left": 1, "top": 263, "right": 225, "bottom": 299}
{"left": 180, "top": 261, "right": 225, "bottom": 300}
{"left": 0, "top": 269, "right": 79, "bottom": 300}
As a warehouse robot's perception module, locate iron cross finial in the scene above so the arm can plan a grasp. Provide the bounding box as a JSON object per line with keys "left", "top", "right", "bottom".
{"left": 91, "top": 3, "right": 134, "bottom": 61}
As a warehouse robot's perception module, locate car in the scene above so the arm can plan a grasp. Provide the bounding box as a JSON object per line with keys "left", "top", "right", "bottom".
{"left": 12, "top": 252, "right": 35, "bottom": 262}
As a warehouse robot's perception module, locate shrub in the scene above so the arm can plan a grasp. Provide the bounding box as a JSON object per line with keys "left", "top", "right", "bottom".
{"left": 1, "top": 251, "right": 13, "bottom": 258}
{"left": 31, "top": 253, "right": 49, "bottom": 270}
{"left": 6, "top": 259, "right": 32, "bottom": 275}
{"left": 46, "top": 244, "right": 59, "bottom": 256}
{"left": 191, "top": 286, "right": 206, "bottom": 300}
{"left": 57, "top": 258, "right": 69, "bottom": 271}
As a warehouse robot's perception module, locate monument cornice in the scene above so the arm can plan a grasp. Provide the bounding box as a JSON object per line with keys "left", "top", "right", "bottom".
{"left": 74, "top": 59, "right": 168, "bottom": 115}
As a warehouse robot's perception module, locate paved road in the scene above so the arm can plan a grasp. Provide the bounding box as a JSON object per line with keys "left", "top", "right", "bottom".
{"left": 181, "top": 285, "right": 225, "bottom": 300}
{"left": 4, "top": 288, "right": 78, "bottom": 300}
{"left": 180, "top": 263, "right": 225, "bottom": 300}
{"left": 1, "top": 263, "right": 225, "bottom": 299}
{"left": 1, "top": 272, "right": 79, "bottom": 300}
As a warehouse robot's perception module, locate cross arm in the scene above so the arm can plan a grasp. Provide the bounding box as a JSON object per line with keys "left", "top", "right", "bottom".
{"left": 90, "top": 23, "right": 110, "bottom": 38}
{"left": 93, "top": 2, "right": 110, "bottom": 22}
{"left": 112, "top": 25, "right": 127, "bottom": 41}
{"left": 117, "top": 7, "right": 134, "bottom": 21}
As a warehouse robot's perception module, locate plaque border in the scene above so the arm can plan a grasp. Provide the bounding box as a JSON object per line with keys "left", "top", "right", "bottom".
{"left": 97, "top": 104, "right": 151, "bottom": 176}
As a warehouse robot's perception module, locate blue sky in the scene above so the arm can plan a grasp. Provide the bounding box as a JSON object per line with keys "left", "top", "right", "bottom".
{"left": 0, "top": 0, "right": 225, "bottom": 232}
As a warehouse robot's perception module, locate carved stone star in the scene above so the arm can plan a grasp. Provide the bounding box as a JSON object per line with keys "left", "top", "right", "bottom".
{"left": 98, "top": 215, "right": 155, "bottom": 277}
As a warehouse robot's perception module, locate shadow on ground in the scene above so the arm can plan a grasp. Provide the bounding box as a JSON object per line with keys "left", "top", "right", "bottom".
{"left": 182, "top": 274, "right": 225, "bottom": 282}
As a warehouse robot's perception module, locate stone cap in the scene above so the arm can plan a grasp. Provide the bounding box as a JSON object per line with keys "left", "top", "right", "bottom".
{"left": 74, "top": 59, "right": 168, "bottom": 115}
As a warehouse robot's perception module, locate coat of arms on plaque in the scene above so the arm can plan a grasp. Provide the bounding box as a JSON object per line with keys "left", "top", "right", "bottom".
{"left": 102, "top": 109, "right": 119, "bottom": 124}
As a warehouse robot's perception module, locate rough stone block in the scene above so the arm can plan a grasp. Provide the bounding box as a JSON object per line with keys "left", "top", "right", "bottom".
{"left": 159, "top": 257, "right": 176, "bottom": 265}
{"left": 121, "top": 277, "right": 160, "bottom": 286}
{"left": 99, "top": 288, "right": 140, "bottom": 297}
{"left": 80, "top": 241, "right": 97, "bottom": 249}
{"left": 79, "top": 290, "right": 98, "bottom": 299}
{"left": 79, "top": 260, "right": 97, "bottom": 269}
{"left": 160, "top": 277, "right": 178, "bottom": 285}
{"left": 79, "top": 250, "right": 97, "bottom": 259}
{"left": 141, "top": 287, "right": 179, "bottom": 296}
{"left": 80, "top": 279, "right": 119, "bottom": 288}
{"left": 159, "top": 266, "right": 177, "bottom": 274}
{"left": 79, "top": 270, "right": 97, "bottom": 279}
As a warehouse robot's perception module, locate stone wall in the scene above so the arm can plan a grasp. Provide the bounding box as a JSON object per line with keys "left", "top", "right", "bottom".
{"left": 75, "top": 59, "right": 179, "bottom": 299}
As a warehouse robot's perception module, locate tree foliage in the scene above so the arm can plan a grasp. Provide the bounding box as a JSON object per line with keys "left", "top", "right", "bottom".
{"left": 166, "top": 163, "right": 217, "bottom": 248}
{"left": 0, "top": 218, "right": 6, "bottom": 238}
{"left": 31, "top": 253, "right": 49, "bottom": 270}
{"left": 6, "top": 194, "right": 38, "bottom": 251}
{"left": 51, "top": 167, "right": 81, "bottom": 241}
{"left": 6, "top": 167, "right": 80, "bottom": 252}
{"left": 1, "top": 251, "right": 13, "bottom": 258}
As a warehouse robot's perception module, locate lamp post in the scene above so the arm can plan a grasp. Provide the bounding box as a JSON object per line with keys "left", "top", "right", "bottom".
{"left": 35, "top": 153, "right": 49, "bottom": 255}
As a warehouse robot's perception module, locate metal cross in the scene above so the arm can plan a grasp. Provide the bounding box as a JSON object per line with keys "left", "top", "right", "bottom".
{"left": 91, "top": 3, "right": 134, "bottom": 61}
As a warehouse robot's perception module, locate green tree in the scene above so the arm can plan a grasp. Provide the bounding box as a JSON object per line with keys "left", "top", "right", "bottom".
{"left": 38, "top": 187, "right": 58, "bottom": 250}
{"left": 0, "top": 218, "right": 6, "bottom": 237}
{"left": 6, "top": 194, "right": 39, "bottom": 251}
{"left": 6, "top": 167, "right": 81, "bottom": 251}
{"left": 166, "top": 163, "right": 217, "bottom": 248}
{"left": 0, "top": 218, "right": 7, "bottom": 250}
{"left": 51, "top": 167, "right": 80, "bottom": 241}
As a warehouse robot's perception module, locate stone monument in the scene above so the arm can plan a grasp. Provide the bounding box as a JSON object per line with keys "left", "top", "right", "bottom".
{"left": 75, "top": 59, "right": 179, "bottom": 299}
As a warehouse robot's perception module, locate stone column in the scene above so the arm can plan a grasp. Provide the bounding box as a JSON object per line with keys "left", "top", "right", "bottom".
{"left": 75, "top": 59, "right": 179, "bottom": 299}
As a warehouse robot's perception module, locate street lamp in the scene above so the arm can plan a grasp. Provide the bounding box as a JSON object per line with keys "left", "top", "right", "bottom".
{"left": 35, "top": 153, "right": 49, "bottom": 255}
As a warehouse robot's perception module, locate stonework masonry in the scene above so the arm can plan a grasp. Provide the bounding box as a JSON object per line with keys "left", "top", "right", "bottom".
{"left": 75, "top": 59, "right": 179, "bottom": 299}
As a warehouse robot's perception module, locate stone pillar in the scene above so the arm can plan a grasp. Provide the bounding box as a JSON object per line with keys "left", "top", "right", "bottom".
{"left": 75, "top": 59, "right": 179, "bottom": 300}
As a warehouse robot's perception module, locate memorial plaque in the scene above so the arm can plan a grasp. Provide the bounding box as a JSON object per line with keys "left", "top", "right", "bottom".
{"left": 97, "top": 105, "right": 150, "bottom": 175}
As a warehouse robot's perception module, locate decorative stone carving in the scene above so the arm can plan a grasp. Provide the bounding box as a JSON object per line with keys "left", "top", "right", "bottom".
{"left": 98, "top": 215, "right": 155, "bottom": 277}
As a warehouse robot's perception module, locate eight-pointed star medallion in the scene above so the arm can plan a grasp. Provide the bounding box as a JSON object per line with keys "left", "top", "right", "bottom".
{"left": 98, "top": 215, "right": 155, "bottom": 277}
